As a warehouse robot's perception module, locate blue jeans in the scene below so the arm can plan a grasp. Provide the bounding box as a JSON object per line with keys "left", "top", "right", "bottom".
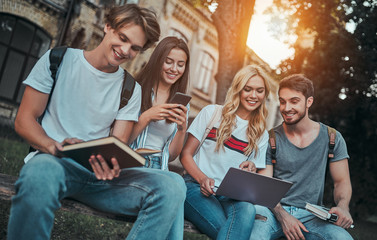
{"left": 7, "top": 153, "right": 186, "bottom": 240}
{"left": 142, "top": 154, "right": 185, "bottom": 239}
{"left": 144, "top": 155, "right": 162, "bottom": 169}
{"left": 250, "top": 205, "right": 353, "bottom": 240}
{"left": 184, "top": 175, "right": 256, "bottom": 240}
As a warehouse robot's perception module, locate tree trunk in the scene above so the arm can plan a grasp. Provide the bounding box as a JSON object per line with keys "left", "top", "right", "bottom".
{"left": 212, "top": 0, "right": 255, "bottom": 104}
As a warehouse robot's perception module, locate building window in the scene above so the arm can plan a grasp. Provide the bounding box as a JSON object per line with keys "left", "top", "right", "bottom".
{"left": 168, "top": 28, "right": 188, "bottom": 43}
{"left": 0, "top": 13, "right": 51, "bottom": 104}
{"left": 196, "top": 51, "right": 214, "bottom": 93}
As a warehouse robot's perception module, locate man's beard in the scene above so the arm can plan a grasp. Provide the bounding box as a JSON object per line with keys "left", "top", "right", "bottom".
{"left": 283, "top": 107, "right": 307, "bottom": 125}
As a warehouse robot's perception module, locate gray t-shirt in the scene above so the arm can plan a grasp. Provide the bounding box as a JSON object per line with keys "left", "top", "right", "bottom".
{"left": 266, "top": 123, "right": 349, "bottom": 208}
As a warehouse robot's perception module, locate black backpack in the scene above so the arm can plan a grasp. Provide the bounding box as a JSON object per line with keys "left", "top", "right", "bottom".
{"left": 30, "top": 46, "right": 135, "bottom": 152}
{"left": 46, "top": 46, "right": 135, "bottom": 115}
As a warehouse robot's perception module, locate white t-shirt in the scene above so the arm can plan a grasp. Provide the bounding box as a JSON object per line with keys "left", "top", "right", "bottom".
{"left": 23, "top": 48, "right": 141, "bottom": 162}
{"left": 188, "top": 104, "right": 268, "bottom": 186}
{"left": 144, "top": 120, "right": 176, "bottom": 153}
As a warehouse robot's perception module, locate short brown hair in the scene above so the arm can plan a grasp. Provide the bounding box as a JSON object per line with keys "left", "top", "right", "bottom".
{"left": 105, "top": 4, "right": 160, "bottom": 50}
{"left": 279, "top": 74, "right": 314, "bottom": 99}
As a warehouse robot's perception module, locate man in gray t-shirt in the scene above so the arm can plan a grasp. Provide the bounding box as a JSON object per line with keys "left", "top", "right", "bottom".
{"left": 250, "top": 74, "right": 353, "bottom": 240}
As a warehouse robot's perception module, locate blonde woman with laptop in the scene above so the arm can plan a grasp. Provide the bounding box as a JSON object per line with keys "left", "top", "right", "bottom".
{"left": 180, "top": 65, "right": 272, "bottom": 239}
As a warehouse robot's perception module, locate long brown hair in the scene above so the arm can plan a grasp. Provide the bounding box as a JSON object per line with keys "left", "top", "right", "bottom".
{"left": 136, "top": 36, "right": 190, "bottom": 112}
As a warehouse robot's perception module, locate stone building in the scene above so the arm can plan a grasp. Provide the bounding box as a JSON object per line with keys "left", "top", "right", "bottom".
{"left": 0, "top": 0, "right": 104, "bottom": 123}
{"left": 0, "top": 0, "right": 281, "bottom": 127}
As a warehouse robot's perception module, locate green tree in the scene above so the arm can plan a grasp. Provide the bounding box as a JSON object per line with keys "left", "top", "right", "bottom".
{"left": 270, "top": 0, "right": 377, "bottom": 218}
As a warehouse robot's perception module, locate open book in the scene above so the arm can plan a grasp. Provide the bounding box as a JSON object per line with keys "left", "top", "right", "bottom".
{"left": 60, "top": 136, "right": 160, "bottom": 171}
{"left": 305, "top": 203, "right": 354, "bottom": 228}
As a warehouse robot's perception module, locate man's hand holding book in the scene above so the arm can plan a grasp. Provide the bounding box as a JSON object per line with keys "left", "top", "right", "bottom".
{"left": 328, "top": 205, "right": 354, "bottom": 229}
{"left": 305, "top": 203, "right": 354, "bottom": 229}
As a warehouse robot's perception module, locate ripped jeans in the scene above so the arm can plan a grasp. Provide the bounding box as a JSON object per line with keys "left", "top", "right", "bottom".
{"left": 249, "top": 205, "right": 353, "bottom": 240}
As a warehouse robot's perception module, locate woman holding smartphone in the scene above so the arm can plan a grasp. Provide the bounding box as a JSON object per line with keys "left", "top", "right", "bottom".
{"left": 130, "top": 36, "right": 190, "bottom": 170}
{"left": 180, "top": 65, "right": 272, "bottom": 239}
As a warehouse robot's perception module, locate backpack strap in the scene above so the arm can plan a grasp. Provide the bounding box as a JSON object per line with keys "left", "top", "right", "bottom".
{"left": 119, "top": 70, "right": 135, "bottom": 109}
{"left": 43, "top": 46, "right": 68, "bottom": 120}
{"left": 49, "top": 46, "right": 68, "bottom": 82}
{"left": 194, "top": 104, "right": 222, "bottom": 156}
{"left": 268, "top": 129, "right": 277, "bottom": 164}
{"left": 30, "top": 46, "right": 67, "bottom": 153}
{"left": 327, "top": 126, "right": 336, "bottom": 159}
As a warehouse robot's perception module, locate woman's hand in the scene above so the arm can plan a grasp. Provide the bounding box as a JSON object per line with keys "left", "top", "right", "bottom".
{"left": 239, "top": 161, "right": 256, "bottom": 173}
{"left": 166, "top": 104, "right": 188, "bottom": 131}
{"left": 198, "top": 176, "right": 216, "bottom": 197}
{"left": 142, "top": 103, "right": 181, "bottom": 122}
{"left": 129, "top": 103, "right": 182, "bottom": 144}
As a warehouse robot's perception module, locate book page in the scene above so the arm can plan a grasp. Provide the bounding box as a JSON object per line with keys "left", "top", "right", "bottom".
{"left": 135, "top": 148, "right": 161, "bottom": 155}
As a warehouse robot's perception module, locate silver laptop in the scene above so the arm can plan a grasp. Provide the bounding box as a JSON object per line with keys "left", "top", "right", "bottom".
{"left": 215, "top": 167, "right": 293, "bottom": 208}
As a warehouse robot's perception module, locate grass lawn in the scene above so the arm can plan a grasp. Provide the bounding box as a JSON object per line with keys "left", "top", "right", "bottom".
{"left": 0, "top": 136, "right": 376, "bottom": 239}
{"left": 0, "top": 137, "right": 209, "bottom": 240}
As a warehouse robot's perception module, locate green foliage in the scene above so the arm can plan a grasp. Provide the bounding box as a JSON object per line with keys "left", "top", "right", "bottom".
{"left": 0, "top": 130, "right": 210, "bottom": 239}
{"left": 0, "top": 123, "right": 24, "bottom": 142}
{"left": 0, "top": 137, "right": 28, "bottom": 176}
{"left": 1, "top": 199, "right": 209, "bottom": 240}
{"left": 52, "top": 211, "right": 130, "bottom": 240}
{"left": 270, "top": 0, "right": 377, "bottom": 219}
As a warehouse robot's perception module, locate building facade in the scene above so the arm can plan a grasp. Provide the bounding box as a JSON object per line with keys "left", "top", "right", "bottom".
{"left": 0, "top": 0, "right": 103, "bottom": 122}
{"left": 0, "top": 0, "right": 281, "bottom": 127}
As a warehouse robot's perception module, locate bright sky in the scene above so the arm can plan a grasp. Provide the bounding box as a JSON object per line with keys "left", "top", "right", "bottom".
{"left": 247, "top": 0, "right": 294, "bottom": 69}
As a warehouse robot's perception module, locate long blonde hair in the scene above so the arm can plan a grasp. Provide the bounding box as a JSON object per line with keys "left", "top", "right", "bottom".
{"left": 215, "top": 65, "right": 270, "bottom": 156}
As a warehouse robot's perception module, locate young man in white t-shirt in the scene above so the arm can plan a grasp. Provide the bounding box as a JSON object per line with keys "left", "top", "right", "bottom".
{"left": 7, "top": 5, "right": 186, "bottom": 240}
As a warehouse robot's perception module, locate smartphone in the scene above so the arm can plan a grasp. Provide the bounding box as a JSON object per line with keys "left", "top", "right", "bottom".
{"left": 169, "top": 92, "right": 192, "bottom": 106}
